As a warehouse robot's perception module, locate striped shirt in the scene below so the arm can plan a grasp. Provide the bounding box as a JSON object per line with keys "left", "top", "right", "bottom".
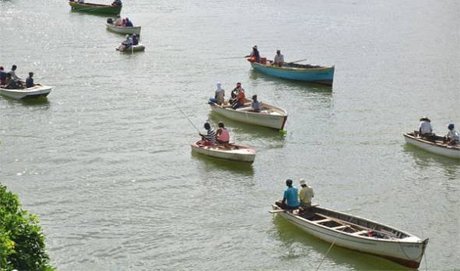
{"left": 203, "top": 129, "right": 216, "bottom": 144}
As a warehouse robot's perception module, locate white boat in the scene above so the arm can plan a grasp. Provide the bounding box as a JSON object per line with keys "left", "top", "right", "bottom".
{"left": 116, "top": 44, "right": 145, "bottom": 53}
{"left": 271, "top": 204, "right": 429, "bottom": 269}
{"left": 106, "top": 23, "right": 141, "bottom": 35}
{"left": 209, "top": 100, "right": 288, "bottom": 130}
{"left": 191, "top": 140, "right": 256, "bottom": 163}
{"left": 0, "top": 84, "right": 53, "bottom": 100}
{"left": 403, "top": 132, "right": 460, "bottom": 159}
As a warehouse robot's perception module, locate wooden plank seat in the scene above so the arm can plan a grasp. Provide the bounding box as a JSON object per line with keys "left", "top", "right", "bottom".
{"left": 332, "top": 225, "right": 348, "bottom": 230}
{"left": 352, "top": 230, "right": 369, "bottom": 236}
{"left": 314, "top": 218, "right": 332, "bottom": 224}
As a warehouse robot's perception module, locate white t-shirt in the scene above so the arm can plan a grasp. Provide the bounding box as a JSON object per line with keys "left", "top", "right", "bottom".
{"left": 418, "top": 121, "right": 432, "bottom": 135}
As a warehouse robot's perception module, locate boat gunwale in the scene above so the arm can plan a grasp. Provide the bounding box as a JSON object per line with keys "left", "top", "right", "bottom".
{"left": 273, "top": 204, "right": 424, "bottom": 244}
{"left": 251, "top": 62, "right": 334, "bottom": 72}
{"left": 211, "top": 102, "right": 288, "bottom": 117}
{"left": 69, "top": 2, "right": 120, "bottom": 8}
{"left": 106, "top": 23, "right": 141, "bottom": 31}
{"left": 404, "top": 132, "right": 460, "bottom": 151}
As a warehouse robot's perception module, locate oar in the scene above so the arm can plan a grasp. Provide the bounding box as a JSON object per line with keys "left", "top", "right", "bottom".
{"left": 221, "top": 56, "right": 248, "bottom": 59}
{"left": 289, "top": 58, "right": 308, "bottom": 64}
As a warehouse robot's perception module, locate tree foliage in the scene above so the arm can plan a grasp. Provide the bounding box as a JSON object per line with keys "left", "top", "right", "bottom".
{"left": 0, "top": 184, "right": 55, "bottom": 271}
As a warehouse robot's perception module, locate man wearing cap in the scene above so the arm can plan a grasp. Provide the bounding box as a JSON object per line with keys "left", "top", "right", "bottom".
{"left": 276, "top": 179, "right": 300, "bottom": 210}
{"left": 444, "top": 124, "right": 459, "bottom": 146}
{"left": 299, "top": 179, "right": 314, "bottom": 208}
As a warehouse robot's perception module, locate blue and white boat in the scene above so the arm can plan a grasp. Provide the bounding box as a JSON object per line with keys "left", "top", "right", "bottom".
{"left": 248, "top": 59, "right": 334, "bottom": 86}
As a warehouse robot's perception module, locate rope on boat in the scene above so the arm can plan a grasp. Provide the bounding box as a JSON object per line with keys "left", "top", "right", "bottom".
{"left": 315, "top": 238, "right": 337, "bottom": 271}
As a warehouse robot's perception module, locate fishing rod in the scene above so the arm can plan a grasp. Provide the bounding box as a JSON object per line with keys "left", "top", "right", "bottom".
{"left": 171, "top": 100, "right": 201, "bottom": 133}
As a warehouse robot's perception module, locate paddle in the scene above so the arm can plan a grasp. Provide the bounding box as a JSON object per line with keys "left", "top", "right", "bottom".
{"left": 221, "top": 56, "right": 249, "bottom": 60}
{"left": 288, "top": 58, "right": 308, "bottom": 64}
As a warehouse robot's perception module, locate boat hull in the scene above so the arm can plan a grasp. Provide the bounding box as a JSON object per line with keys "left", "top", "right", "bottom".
{"left": 106, "top": 23, "right": 141, "bottom": 35}
{"left": 0, "top": 85, "right": 53, "bottom": 100}
{"left": 69, "top": 2, "right": 121, "bottom": 15}
{"left": 191, "top": 141, "right": 256, "bottom": 163}
{"left": 403, "top": 133, "right": 460, "bottom": 159}
{"left": 117, "top": 44, "right": 145, "bottom": 53}
{"left": 272, "top": 205, "right": 428, "bottom": 268}
{"left": 210, "top": 103, "right": 288, "bottom": 130}
{"left": 251, "top": 62, "right": 334, "bottom": 85}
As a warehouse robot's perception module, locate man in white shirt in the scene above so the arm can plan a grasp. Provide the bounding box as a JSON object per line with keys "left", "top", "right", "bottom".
{"left": 445, "top": 123, "right": 459, "bottom": 145}
{"left": 418, "top": 116, "right": 433, "bottom": 139}
{"left": 274, "top": 50, "right": 284, "bottom": 66}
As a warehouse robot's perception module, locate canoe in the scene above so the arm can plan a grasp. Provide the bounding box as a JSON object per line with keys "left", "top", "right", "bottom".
{"left": 106, "top": 23, "right": 141, "bottom": 35}
{"left": 116, "top": 44, "right": 145, "bottom": 53}
{"left": 0, "top": 85, "right": 53, "bottom": 100}
{"left": 403, "top": 132, "right": 460, "bottom": 159}
{"left": 69, "top": 1, "right": 121, "bottom": 15}
{"left": 248, "top": 59, "right": 334, "bottom": 86}
{"left": 191, "top": 140, "right": 256, "bottom": 163}
{"left": 209, "top": 100, "right": 288, "bottom": 130}
{"left": 271, "top": 204, "right": 429, "bottom": 268}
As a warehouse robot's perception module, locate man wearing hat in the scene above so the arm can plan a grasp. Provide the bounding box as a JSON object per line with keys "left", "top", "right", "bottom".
{"left": 275, "top": 179, "right": 300, "bottom": 210}
{"left": 299, "top": 179, "right": 314, "bottom": 208}
{"left": 418, "top": 116, "right": 434, "bottom": 140}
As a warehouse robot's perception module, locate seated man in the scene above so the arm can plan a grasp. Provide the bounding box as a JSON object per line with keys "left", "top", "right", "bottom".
{"left": 125, "top": 18, "right": 133, "bottom": 27}
{"left": 418, "top": 116, "right": 435, "bottom": 140}
{"left": 112, "top": 0, "right": 122, "bottom": 6}
{"left": 273, "top": 50, "right": 284, "bottom": 66}
{"left": 445, "top": 124, "right": 459, "bottom": 145}
{"left": 131, "top": 34, "right": 139, "bottom": 45}
{"left": 298, "top": 179, "right": 314, "bottom": 208}
{"left": 5, "top": 74, "right": 20, "bottom": 89}
{"left": 216, "top": 122, "right": 229, "bottom": 145}
{"left": 275, "top": 179, "right": 300, "bottom": 210}
{"left": 25, "top": 72, "right": 35, "bottom": 88}
{"left": 119, "top": 34, "right": 132, "bottom": 51}
{"left": 0, "top": 66, "right": 7, "bottom": 85}
{"left": 199, "top": 122, "right": 216, "bottom": 145}
{"left": 251, "top": 95, "right": 261, "bottom": 112}
{"left": 232, "top": 85, "right": 246, "bottom": 109}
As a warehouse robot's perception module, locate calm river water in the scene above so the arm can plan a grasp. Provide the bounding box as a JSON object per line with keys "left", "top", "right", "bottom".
{"left": 1, "top": 0, "right": 459, "bottom": 270}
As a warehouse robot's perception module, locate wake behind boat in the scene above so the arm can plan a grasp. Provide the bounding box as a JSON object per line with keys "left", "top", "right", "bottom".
{"left": 191, "top": 140, "right": 256, "bottom": 163}
{"left": 271, "top": 204, "right": 429, "bottom": 268}
{"left": 403, "top": 132, "right": 460, "bottom": 159}
{"left": 209, "top": 99, "right": 288, "bottom": 130}
{"left": 0, "top": 84, "right": 53, "bottom": 100}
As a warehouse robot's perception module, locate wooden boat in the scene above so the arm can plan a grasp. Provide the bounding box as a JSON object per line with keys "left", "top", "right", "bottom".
{"left": 116, "top": 44, "right": 145, "bottom": 53}
{"left": 403, "top": 132, "right": 460, "bottom": 159}
{"left": 106, "top": 23, "right": 141, "bottom": 35}
{"left": 248, "top": 58, "right": 334, "bottom": 86}
{"left": 0, "top": 84, "right": 53, "bottom": 100}
{"left": 191, "top": 140, "right": 256, "bottom": 163}
{"left": 209, "top": 99, "right": 288, "bottom": 130}
{"left": 271, "top": 204, "right": 429, "bottom": 268}
{"left": 69, "top": 1, "right": 122, "bottom": 15}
